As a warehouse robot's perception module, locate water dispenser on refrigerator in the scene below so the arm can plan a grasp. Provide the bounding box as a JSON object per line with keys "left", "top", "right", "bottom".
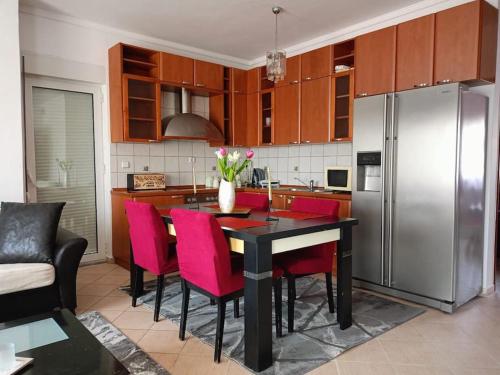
{"left": 356, "top": 152, "right": 381, "bottom": 192}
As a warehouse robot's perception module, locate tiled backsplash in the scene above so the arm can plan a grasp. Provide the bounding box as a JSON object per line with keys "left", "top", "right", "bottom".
{"left": 110, "top": 141, "right": 352, "bottom": 188}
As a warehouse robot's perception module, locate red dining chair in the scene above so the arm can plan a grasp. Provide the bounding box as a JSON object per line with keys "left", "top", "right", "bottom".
{"left": 170, "top": 208, "right": 283, "bottom": 363}
{"left": 235, "top": 192, "right": 269, "bottom": 211}
{"left": 124, "top": 200, "right": 179, "bottom": 322}
{"left": 276, "top": 197, "right": 340, "bottom": 333}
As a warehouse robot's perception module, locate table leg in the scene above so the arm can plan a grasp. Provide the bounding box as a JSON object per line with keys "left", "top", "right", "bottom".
{"left": 244, "top": 241, "right": 273, "bottom": 372}
{"left": 336, "top": 225, "right": 352, "bottom": 329}
{"left": 129, "top": 245, "right": 144, "bottom": 296}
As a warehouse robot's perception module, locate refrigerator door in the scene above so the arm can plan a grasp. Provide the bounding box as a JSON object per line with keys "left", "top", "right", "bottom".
{"left": 390, "top": 84, "right": 459, "bottom": 302}
{"left": 352, "top": 94, "right": 388, "bottom": 285}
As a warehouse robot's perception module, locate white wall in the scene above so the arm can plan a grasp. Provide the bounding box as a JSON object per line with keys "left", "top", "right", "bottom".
{"left": 0, "top": 1, "right": 24, "bottom": 202}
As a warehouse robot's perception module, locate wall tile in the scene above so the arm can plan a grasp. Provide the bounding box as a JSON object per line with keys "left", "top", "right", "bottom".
{"left": 117, "top": 143, "right": 134, "bottom": 156}
{"left": 110, "top": 143, "right": 117, "bottom": 156}
{"left": 178, "top": 156, "right": 192, "bottom": 172}
{"left": 178, "top": 141, "right": 193, "bottom": 156}
{"left": 324, "top": 143, "right": 338, "bottom": 156}
{"left": 299, "top": 144, "right": 312, "bottom": 157}
{"left": 289, "top": 145, "right": 300, "bottom": 157}
{"left": 311, "top": 144, "right": 324, "bottom": 157}
{"left": 117, "top": 173, "right": 127, "bottom": 188}
{"left": 278, "top": 146, "right": 289, "bottom": 158}
{"left": 194, "top": 157, "right": 205, "bottom": 173}
{"left": 259, "top": 147, "right": 270, "bottom": 158}
{"left": 150, "top": 156, "right": 165, "bottom": 172}
{"left": 150, "top": 143, "right": 164, "bottom": 157}
{"left": 310, "top": 172, "right": 324, "bottom": 186}
{"left": 134, "top": 156, "right": 150, "bottom": 172}
{"left": 324, "top": 156, "right": 337, "bottom": 167}
{"left": 205, "top": 157, "right": 217, "bottom": 173}
{"left": 133, "top": 144, "right": 150, "bottom": 156}
{"left": 166, "top": 173, "right": 180, "bottom": 186}
{"left": 267, "top": 158, "right": 278, "bottom": 173}
{"left": 299, "top": 157, "right": 311, "bottom": 173}
{"left": 164, "top": 141, "right": 179, "bottom": 156}
{"left": 299, "top": 172, "right": 311, "bottom": 183}
{"left": 110, "top": 155, "right": 117, "bottom": 173}
{"left": 179, "top": 172, "right": 192, "bottom": 185}
{"left": 111, "top": 172, "right": 118, "bottom": 188}
{"left": 278, "top": 158, "right": 288, "bottom": 172}
{"left": 165, "top": 156, "right": 179, "bottom": 172}
{"left": 268, "top": 147, "right": 279, "bottom": 158}
{"left": 311, "top": 156, "right": 324, "bottom": 173}
{"left": 277, "top": 172, "right": 287, "bottom": 185}
{"left": 338, "top": 143, "right": 352, "bottom": 155}
{"left": 192, "top": 142, "right": 205, "bottom": 157}
{"left": 117, "top": 156, "right": 134, "bottom": 173}
{"left": 205, "top": 144, "right": 217, "bottom": 158}
{"left": 337, "top": 155, "right": 352, "bottom": 166}
{"left": 288, "top": 157, "right": 299, "bottom": 172}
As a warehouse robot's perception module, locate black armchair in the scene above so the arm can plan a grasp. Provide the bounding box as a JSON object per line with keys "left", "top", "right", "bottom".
{"left": 0, "top": 228, "right": 87, "bottom": 322}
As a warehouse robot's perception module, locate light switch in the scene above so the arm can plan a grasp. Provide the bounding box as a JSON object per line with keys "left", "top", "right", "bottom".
{"left": 121, "top": 161, "right": 130, "bottom": 169}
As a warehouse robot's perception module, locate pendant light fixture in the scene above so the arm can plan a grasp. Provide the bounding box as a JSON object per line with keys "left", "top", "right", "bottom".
{"left": 266, "top": 6, "right": 286, "bottom": 83}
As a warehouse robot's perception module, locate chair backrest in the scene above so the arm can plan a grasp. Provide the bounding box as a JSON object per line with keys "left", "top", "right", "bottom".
{"left": 235, "top": 192, "right": 269, "bottom": 211}
{"left": 290, "top": 197, "right": 340, "bottom": 218}
{"left": 124, "top": 200, "right": 171, "bottom": 275}
{"left": 170, "top": 208, "right": 234, "bottom": 296}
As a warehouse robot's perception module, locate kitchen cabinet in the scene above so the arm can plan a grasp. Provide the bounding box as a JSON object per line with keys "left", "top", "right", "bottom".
{"left": 396, "top": 15, "right": 435, "bottom": 91}
{"left": 259, "top": 89, "right": 275, "bottom": 145}
{"left": 159, "top": 52, "right": 194, "bottom": 85}
{"left": 275, "top": 84, "right": 300, "bottom": 145}
{"left": 247, "top": 67, "right": 260, "bottom": 93}
{"left": 301, "top": 77, "right": 329, "bottom": 143}
{"left": 434, "top": 0, "right": 498, "bottom": 84}
{"left": 245, "top": 92, "right": 259, "bottom": 146}
{"left": 355, "top": 26, "right": 396, "bottom": 97}
{"left": 272, "top": 193, "right": 287, "bottom": 209}
{"left": 232, "top": 92, "right": 248, "bottom": 147}
{"left": 301, "top": 46, "right": 332, "bottom": 81}
{"left": 194, "top": 60, "right": 224, "bottom": 91}
{"left": 330, "top": 70, "right": 354, "bottom": 142}
{"left": 275, "top": 55, "right": 301, "bottom": 87}
{"left": 232, "top": 68, "right": 247, "bottom": 93}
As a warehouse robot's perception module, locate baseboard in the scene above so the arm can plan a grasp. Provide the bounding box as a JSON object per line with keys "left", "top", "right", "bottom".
{"left": 480, "top": 284, "right": 495, "bottom": 296}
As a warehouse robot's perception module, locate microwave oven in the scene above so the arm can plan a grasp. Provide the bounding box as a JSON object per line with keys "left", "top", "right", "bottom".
{"left": 324, "top": 166, "right": 352, "bottom": 191}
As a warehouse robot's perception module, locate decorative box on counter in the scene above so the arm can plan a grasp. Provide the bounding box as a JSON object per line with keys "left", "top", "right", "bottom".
{"left": 127, "top": 173, "right": 166, "bottom": 191}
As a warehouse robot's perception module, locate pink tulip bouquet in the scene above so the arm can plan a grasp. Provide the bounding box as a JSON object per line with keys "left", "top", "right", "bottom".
{"left": 215, "top": 147, "right": 254, "bottom": 182}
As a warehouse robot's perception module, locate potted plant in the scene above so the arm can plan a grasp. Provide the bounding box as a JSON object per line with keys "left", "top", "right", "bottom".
{"left": 215, "top": 147, "right": 254, "bottom": 213}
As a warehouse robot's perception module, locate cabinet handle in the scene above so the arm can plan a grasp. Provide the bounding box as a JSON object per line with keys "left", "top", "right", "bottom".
{"left": 414, "top": 83, "right": 429, "bottom": 88}
{"left": 436, "top": 79, "right": 452, "bottom": 85}
{"left": 195, "top": 83, "right": 205, "bottom": 87}
{"left": 181, "top": 81, "right": 191, "bottom": 85}
{"left": 358, "top": 93, "right": 368, "bottom": 97}
{"left": 234, "top": 90, "right": 240, "bottom": 93}
{"left": 172, "top": 195, "right": 183, "bottom": 199}
{"left": 234, "top": 144, "right": 244, "bottom": 147}
{"left": 304, "top": 77, "right": 312, "bottom": 81}
{"left": 148, "top": 139, "right": 160, "bottom": 143}
{"left": 302, "top": 140, "right": 311, "bottom": 144}
{"left": 290, "top": 80, "right": 299, "bottom": 84}
{"left": 289, "top": 141, "right": 299, "bottom": 144}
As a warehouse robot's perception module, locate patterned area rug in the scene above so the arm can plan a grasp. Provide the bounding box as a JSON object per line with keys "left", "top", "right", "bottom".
{"left": 134, "top": 276, "right": 425, "bottom": 374}
{"left": 78, "top": 311, "right": 169, "bottom": 375}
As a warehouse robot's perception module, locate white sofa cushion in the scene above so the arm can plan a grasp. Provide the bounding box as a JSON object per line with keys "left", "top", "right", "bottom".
{"left": 0, "top": 263, "right": 55, "bottom": 295}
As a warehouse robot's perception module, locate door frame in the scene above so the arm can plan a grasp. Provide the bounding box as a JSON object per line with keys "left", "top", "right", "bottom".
{"left": 24, "top": 75, "right": 107, "bottom": 263}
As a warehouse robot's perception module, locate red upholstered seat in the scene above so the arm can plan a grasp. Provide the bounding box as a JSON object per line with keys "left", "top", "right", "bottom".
{"left": 124, "top": 200, "right": 179, "bottom": 321}
{"left": 275, "top": 197, "right": 340, "bottom": 332}
{"left": 235, "top": 192, "right": 269, "bottom": 211}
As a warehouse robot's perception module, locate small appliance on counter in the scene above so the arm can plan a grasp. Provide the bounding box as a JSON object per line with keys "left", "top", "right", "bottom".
{"left": 127, "top": 173, "right": 166, "bottom": 191}
{"left": 252, "top": 168, "right": 266, "bottom": 187}
{"left": 324, "top": 166, "right": 352, "bottom": 192}
{"left": 258, "top": 180, "right": 280, "bottom": 189}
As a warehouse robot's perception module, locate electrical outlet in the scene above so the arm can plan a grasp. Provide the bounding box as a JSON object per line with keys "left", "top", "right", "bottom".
{"left": 294, "top": 166, "right": 299, "bottom": 172}
{"left": 143, "top": 166, "right": 149, "bottom": 171}
{"left": 121, "top": 161, "right": 130, "bottom": 169}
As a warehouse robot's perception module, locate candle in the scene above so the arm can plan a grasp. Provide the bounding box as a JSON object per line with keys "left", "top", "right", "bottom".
{"left": 267, "top": 166, "right": 272, "bottom": 201}
{"left": 192, "top": 164, "right": 197, "bottom": 194}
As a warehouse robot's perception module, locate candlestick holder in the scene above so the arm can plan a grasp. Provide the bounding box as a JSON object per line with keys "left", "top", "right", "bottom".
{"left": 265, "top": 200, "right": 279, "bottom": 221}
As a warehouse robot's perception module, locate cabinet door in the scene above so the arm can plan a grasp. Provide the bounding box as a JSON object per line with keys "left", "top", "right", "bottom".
{"left": 232, "top": 68, "right": 247, "bottom": 93}
{"left": 272, "top": 193, "right": 287, "bottom": 209}
{"left": 301, "top": 77, "right": 330, "bottom": 143}
{"left": 246, "top": 92, "right": 259, "bottom": 147}
{"left": 434, "top": 1, "right": 480, "bottom": 84}
{"left": 194, "top": 60, "right": 224, "bottom": 91}
{"left": 247, "top": 68, "right": 260, "bottom": 93}
{"left": 355, "top": 26, "right": 396, "bottom": 97}
{"left": 275, "top": 55, "right": 301, "bottom": 87}
{"left": 275, "top": 84, "right": 300, "bottom": 145}
{"left": 134, "top": 195, "right": 185, "bottom": 206}
{"left": 232, "top": 93, "right": 248, "bottom": 147}
{"left": 396, "top": 15, "right": 435, "bottom": 91}
{"left": 159, "top": 52, "right": 194, "bottom": 85}
{"left": 301, "top": 46, "right": 332, "bottom": 81}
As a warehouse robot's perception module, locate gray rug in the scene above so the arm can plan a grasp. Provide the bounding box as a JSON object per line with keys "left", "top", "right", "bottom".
{"left": 78, "top": 311, "right": 169, "bottom": 375}
{"left": 135, "top": 276, "right": 425, "bottom": 374}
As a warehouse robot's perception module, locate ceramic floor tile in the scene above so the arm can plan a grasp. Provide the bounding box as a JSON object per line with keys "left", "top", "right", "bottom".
{"left": 392, "top": 365, "right": 454, "bottom": 375}
{"left": 379, "top": 339, "right": 447, "bottom": 367}
{"left": 93, "top": 274, "right": 130, "bottom": 286}
{"left": 180, "top": 336, "right": 214, "bottom": 356}
{"left": 77, "top": 283, "right": 118, "bottom": 297}
{"left": 113, "top": 311, "right": 155, "bottom": 330}
{"left": 76, "top": 294, "right": 103, "bottom": 310}
{"left": 137, "top": 330, "right": 187, "bottom": 354}
{"left": 121, "top": 328, "right": 148, "bottom": 343}
{"left": 79, "top": 263, "right": 118, "bottom": 275}
{"left": 451, "top": 369, "right": 500, "bottom": 375}
{"left": 90, "top": 295, "right": 131, "bottom": 312}
{"left": 96, "top": 309, "right": 123, "bottom": 322}
{"left": 150, "top": 318, "right": 180, "bottom": 331}
{"left": 338, "top": 339, "right": 389, "bottom": 363}
{"left": 306, "top": 359, "right": 340, "bottom": 374}
{"left": 148, "top": 353, "right": 179, "bottom": 372}
{"left": 337, "top": 361, "right": 396, "bottom": 375}
{"left": 170, "top": 353, "right": 229, "bottom": 375}
{"left": 226, "top": 361, "right": 252, "bottom": 375}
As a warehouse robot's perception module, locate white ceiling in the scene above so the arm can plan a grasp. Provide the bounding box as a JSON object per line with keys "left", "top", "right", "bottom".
{"left": 21, "top": 0, "right": 429, "bottom": 62}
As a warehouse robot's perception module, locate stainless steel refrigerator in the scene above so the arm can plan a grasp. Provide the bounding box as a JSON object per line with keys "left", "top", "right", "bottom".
{"left": 352, "top": 83, "right": 487, "bottom": 312}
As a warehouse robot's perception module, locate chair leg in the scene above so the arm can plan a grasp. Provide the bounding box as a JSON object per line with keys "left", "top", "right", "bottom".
{"left": 132, "top": 264, "right": 141, "bottom": 307}
{"left": 233, "top": 298, "right": 240, "bottom": 318}
{"left": 179, "top": 279, "right": 190, "bottom": 341}
{"left": 287, "top": 275, "right": 296, "bottom": 333}
{"left": 214, "top": 300, "right": 226, "bottom": 363}
{"left": 325, "top": 272, "right": 335, "bottom": 313}
{"left": 210, "top": 298, "right": 216, "bottom": 305}
{"left": 154, "top": 275, "right": 165, "bottom": 322}
{"left": 274, "top": 278, "right": 282, "bottom": 338}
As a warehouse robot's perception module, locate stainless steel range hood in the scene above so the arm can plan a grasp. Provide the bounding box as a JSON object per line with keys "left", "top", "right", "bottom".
{"left": 162, "top": 88, "right": 224, "bottom": 141}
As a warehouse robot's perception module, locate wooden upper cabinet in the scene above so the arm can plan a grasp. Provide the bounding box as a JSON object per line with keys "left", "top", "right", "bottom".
{"left": 275, "top": 55, "right": 301, "bottom": 87}
{"left": 355, "top": 26, "right": 396, "bottom": 97}
{"left": 396, "top": 15, "right": 435, "bottom": 91}
{"left": 301, "top": 46, "right": 332, "bottom": 81}
{"left": 245, "top": 92, "right": 259, "bottom": 146}
{"left": 194, "top": 60, "right": 224, "bottom": 91}
{"left": 159, "top": 52, "right": 193, "bottom": 85}
{"left": 275, "top": 84, "right": 300, "bottom": 145}
{"left": 301, "top": 77, "right": 330, "bottom": 143}
{"left": 247, "top": 68, "right": 260, "bottom": 93}
{"left": 434, "top": 0, "right": 498, "bottom": 84}
{"left": 232, "top": 93, "right": 247, "bottom": 147}
{"left": 232, "top": 68, "right": 247, "bottom": 93}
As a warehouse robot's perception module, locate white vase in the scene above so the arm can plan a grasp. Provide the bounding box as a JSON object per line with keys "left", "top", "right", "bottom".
{"left": 218, "top": 179, "right": 235, "bottom": 213}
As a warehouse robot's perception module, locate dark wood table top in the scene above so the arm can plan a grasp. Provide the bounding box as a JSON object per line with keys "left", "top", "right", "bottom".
{"left": 0, "top": 309, "right": 128, "bottom": 375}
{"left": 160, "top": 204, "right": 358, "bottom": 243}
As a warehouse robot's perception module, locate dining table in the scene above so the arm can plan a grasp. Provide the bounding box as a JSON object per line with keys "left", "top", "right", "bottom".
{"left": 130, "top": 203, "right": 358, "bottom": 372}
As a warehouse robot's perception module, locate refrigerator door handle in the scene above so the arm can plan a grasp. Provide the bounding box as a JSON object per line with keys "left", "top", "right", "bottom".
{"left": 380, "top": 94, "right": 389, "bottom": 284}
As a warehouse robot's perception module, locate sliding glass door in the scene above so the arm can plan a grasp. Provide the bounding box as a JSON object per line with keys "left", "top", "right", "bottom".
{"left": 25, "top": 77, "right": 105, "bottom": 262}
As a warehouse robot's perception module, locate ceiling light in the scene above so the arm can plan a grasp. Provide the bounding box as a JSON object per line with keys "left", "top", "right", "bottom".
{"left": 266, "top": 6, "right": 286, "bottom": 83}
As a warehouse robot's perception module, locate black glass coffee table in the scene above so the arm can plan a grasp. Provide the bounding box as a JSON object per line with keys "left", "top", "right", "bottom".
{"left": 0, "top": 309, "right": 128, "bottom": 374}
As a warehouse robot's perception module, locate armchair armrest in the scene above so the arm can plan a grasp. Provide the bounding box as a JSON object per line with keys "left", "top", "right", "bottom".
{"left": 53, "top": 228, "right": 87, "bottom": 312}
